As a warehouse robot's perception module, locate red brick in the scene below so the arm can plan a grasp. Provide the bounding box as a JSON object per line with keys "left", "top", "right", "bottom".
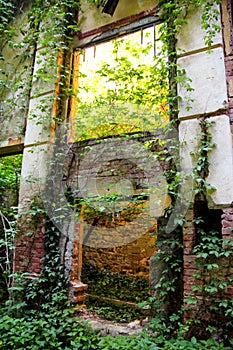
{"left": 222, "top": 227, "right": 232, "bottom": 236}
{"left": 183, "top": 269, "right": 197, "bottom": 277}
{"left": 222, "top": 220, "right": 233, "bottom": 228}
{"left": 184, "top": 241, "right": 194, "bottom": 249}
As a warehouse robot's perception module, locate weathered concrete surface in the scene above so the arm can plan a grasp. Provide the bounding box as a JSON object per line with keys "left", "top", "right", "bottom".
{"left": 178, "top": 48, "right": 228, "bottom": 118}
{"left": 18, "top": 144, "right": 51, "bottom": 209}
{"left": 31, "top": 47, "right": 57, "bottom": 97}
{"left": 179, "top": 116, "right": 233, "bottom": 207}
{"left": 24, "top": 94, "right": 53, "bottom": 146}
{"left": 177, "top": 4, "right": 227, "bottom": 119}
{"left": 0, "top": 8, "right": 32, "bottom": 148}
{"left": 177, "top": 4, "right": 222, "bottom": 52}
{"left": 179, "top": 118, "right": 201, "bottom": 173}
{"left": 206, "top": 115, "right": 233, "bottom": 207}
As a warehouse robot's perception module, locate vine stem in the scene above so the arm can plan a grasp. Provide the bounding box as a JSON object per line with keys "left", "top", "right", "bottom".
{"left": 0, "top": 210, "right": 15, "bottom": 290}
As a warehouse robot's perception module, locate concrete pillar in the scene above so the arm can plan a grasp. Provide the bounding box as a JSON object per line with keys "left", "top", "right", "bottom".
{"left": 15, "top": 33, "right": 58, "bottom": 274}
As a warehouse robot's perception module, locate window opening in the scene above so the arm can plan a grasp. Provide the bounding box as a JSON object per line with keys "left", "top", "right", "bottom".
{"left": 75, "top": 23, "right": 167, "bottom": 141}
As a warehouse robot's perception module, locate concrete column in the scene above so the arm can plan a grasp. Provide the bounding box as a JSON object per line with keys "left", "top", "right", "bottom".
{"left": 16, "top": 36, "right": 58, "bottom": 274}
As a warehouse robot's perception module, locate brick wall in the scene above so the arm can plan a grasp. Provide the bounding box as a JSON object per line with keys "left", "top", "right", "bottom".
{"left": 183, "top": 208, "right": 196, "bottom": 302}
{"left": 63, "top": 131, "right": 164, "bottom": 279}
{"left": 183, "top": 204, "right": 233, "bottom": 318}
{"left": 14, "top": 216, "right": 45, "bottom": 275}
{"left": 82, "top": 230, "right": 157, "bottom": 278}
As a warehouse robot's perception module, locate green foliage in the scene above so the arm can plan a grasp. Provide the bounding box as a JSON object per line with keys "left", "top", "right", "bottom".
{"left": 0, "top": 308, "right": 232, "bottom": 350}
{"left": 76, "top": 30, "right": 168, "bottom": 140}
{"left": 186, "top": 229, "right": 233, "bottom": 341}
{"left": 0, "top": 309, "right": 101, "bottom": 350}
{"left": 158, "top": 0, "right": 221, "bottom": 47}
{"left": 82, "top": 262, "right": 150, "bottom": 322}
{"left": 86, "top": 298, "right": 143, "bottom": 323}
{"left": 0, "top": 155, "right": 22, "bottom": 302}
{"left": 0, "top": 154, "right": 22, "bottom": 214}
{"left": 0, "top": 0, "right": 14, "bottom": 35}
{"left": 82, "top": 262, "right": 150, "bottom": 303}
{"left": 0, "top": 0, "right": 24, "bottom": 43}
{"left": 191, "top": 119, "right": 216, "bottom": 197}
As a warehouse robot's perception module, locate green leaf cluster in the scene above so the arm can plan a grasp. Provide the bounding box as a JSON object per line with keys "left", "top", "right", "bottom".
{"left": 0, "top": 308, "right": 232, "bottom": 350}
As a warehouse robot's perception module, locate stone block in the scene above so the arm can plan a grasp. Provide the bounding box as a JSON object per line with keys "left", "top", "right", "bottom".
{"left": 179, "top": 119, "right": 201, "bottom": 172}
{"left": 206, "top": 115, "right": 233, "bottom": 207}
{"left": 177, "top": 4, "right": 222, "bottom": 52}
{"left": 179, "top": 116, "right": 233, "bottom": 207}
{"left": 178, "top": 47, "right": 228, "bottom": 118}
{"left": 18, "top": 143, "right": 51, "bottom": 208}
{"left": 69, "top": 281, "right": 88, "bottom": 304}
{"left": 177, "top": 119, "right": 201, "bottom": 217}
{"left": 228, "top": 78, "right": 233, "bottom": 97}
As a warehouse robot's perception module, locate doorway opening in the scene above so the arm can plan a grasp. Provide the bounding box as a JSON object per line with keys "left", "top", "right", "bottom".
{"left": 69, "top": 22, "right": 168, "bottom": 321}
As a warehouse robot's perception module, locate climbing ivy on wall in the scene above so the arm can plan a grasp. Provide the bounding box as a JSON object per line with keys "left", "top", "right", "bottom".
{"left": 150, "top": 1, "right": 233, "bottom": 343}
{"left": 0, "top": 0, "right": 82, "bottom": 308}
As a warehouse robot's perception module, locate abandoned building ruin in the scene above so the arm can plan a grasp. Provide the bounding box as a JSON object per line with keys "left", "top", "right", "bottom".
{"left": 1, "top": 0, "right": 233, "bottom": 317}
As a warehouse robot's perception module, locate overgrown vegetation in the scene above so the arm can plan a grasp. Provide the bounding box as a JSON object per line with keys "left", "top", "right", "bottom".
{"left": 0, "top": 0, "right": 232, "bottom": 349}
{"left": 76, "top": 28, "right": 168, "bottom": 140}
{"left": 1, "top": 307, "right": 232, "bottom": 350}
{"left": 82, "top": 262, "right": 150, "bottom": 303}
{"left": 82, "top": 262, "right": 150, "bottom": 322}
{"left": 0, "top": 154, "right": 22, "bottom": 302}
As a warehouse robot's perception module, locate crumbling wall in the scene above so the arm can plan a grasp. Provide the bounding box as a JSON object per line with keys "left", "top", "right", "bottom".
{"left": 83, "top": 230, "right": 156, "bottom": 278}
{"left": 183, "top": 205, "right": 233, "bottom": 320}
{"left": 177, "top": 0, "right": 233, "bottom": 314}
{"left": 62, "top": 131, "right": 167, "bottom": 278}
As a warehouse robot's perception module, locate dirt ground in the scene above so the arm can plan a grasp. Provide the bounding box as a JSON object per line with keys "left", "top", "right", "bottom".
{"left": 75, "top": 308, "right": 146, "bottom": 336}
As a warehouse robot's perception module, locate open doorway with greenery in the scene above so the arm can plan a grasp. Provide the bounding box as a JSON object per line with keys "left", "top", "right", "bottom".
{"left": 71, "top": 24, "right": 168, "bottom": 322}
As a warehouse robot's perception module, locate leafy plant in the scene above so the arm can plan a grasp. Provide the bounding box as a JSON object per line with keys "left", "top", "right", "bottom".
{"left": 82, "top": 262, "right": 150, "bottom": 303}
{"left": 0, "top": 155, "right": 22, "bottom": 302}
{"left": 76, "top": 31, "right": 169, "bottom": 140}
{"left": 82, "top": 262, "right": 150, "bottom": 322}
